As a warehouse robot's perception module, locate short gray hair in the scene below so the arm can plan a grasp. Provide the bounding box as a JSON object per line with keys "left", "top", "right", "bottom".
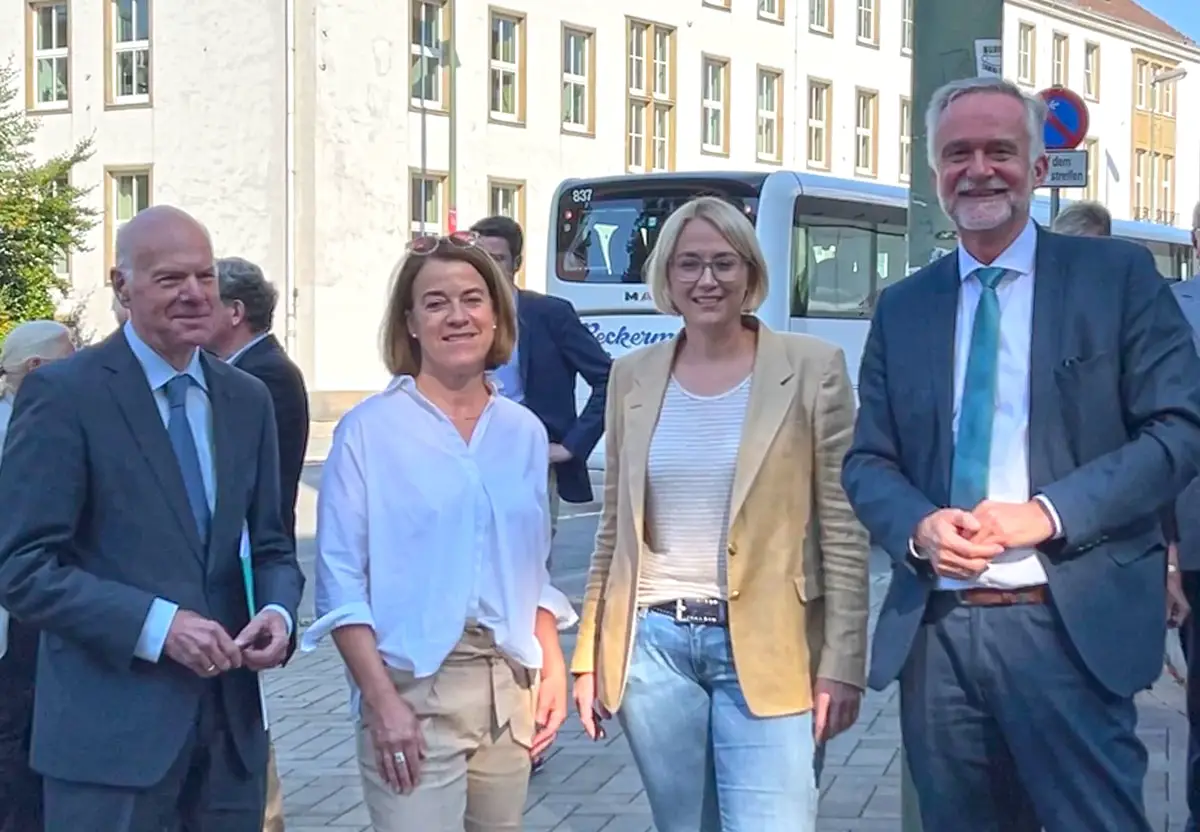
{"left": 925, "top": 76, "right": 1048, "bottom": 169}
{"left": 1052, "top": 201, "right": 1112, "bottom": 237}
{"left": 216, "top": 257, "right": 278, "bottom": 334}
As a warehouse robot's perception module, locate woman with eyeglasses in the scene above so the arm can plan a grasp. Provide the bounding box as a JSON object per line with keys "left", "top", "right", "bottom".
{"left": 570, "top": 196, "right": 871, "bottom": 831}
{"left": 303, "top": 231, "right": 576, "bottom": 831}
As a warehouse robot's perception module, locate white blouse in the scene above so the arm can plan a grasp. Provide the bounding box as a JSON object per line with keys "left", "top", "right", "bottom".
{"left": 302, "top": 376, "right": 576, "bottom": 712}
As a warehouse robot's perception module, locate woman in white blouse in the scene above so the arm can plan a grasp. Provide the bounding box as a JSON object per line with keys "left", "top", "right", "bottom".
{"left": 0, "top": 319, "right": 75, "bottom": 832}
{"left": 305, "top": 232, "right": 576, "bottom": 831}
{"left": 571, "top": 197, "right": 870, "bottom": 831}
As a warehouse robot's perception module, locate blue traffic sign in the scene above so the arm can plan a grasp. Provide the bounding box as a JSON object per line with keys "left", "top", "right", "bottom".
{"left": 1039, "top": 87, "right": 1090, "bottom": 151}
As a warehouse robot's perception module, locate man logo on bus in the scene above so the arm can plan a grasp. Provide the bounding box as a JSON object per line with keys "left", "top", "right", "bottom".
{"left": 624, "top": 290, "right": 652, "bottom": 302}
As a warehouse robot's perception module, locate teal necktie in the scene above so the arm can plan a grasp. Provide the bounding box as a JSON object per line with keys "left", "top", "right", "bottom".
{"left": 165, "top": 374, "right": 211, "bottom": 545}
{"left": 949, "top": 267, "right": 1008, "bottom": 509}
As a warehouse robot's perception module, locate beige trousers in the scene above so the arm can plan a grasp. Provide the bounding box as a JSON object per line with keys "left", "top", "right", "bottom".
{"left": 357, "top": 627, "right": 537, "bottom": 831}
{"left": 263, "top": 741, "right": 284, "bottom": 832}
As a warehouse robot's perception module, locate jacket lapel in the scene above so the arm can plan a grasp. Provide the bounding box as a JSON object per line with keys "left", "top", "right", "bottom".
{"left": 1028, "top": 228, "right": 1068, "bottom": 490}
{"left": 205, "top": 355, "right": 240, "bottom": 569}
{"left": 622, "top": 340, "right": 675, "bottom": 547}
{"left": 728, "top": 327, "right": 797, "bottom": 522}
{"left": 102, "top": 335, "right": 205, "bottom": 563}
{"left": 925, "top": 255, "right": 961, "bottom": 505}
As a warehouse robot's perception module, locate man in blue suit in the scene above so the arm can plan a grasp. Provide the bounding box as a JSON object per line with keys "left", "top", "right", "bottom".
{"left": 470, "top": 216, "right": 612, "bottom": 530}
{"left": 843, "top": 77, "right": 1200, "bottom": 831}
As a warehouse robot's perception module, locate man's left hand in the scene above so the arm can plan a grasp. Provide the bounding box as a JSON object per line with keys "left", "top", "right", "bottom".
{"left": 971, "top": 500, "right": 1055, "bottom": 550}
{"left": 813, "top": 678, "right": 862, "bottom": 744}
{"left": 234, "top": 610, "right": 290, "bottom": 671}
{"left": 548, "top": 443, "right": 573, "bottom": 465}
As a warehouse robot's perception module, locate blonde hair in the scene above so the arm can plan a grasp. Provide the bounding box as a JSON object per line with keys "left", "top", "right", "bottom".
{"left": 644, "top": 196, "right": 769, "bottom": 316}
{"left": 0, "top": 320, "right": 73, "bottom": 397}
{"left": 380, "top": 237, "right": 517, "bottom": 376}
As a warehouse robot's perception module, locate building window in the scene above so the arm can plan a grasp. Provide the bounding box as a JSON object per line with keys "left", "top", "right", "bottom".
{"left": 808, "top": 0, "right": 830, "bottom": 33}
{"left": 856, "top": 0, "right": 876, "bottom": 45}
{"left": 1136, "top": 58, "right": 1179, "bottom": 115}
{"left": 410, "top": 174, "right": 443, "bottom": 237}
{"left": 756, "top": 69, "right": 782, "bottom": 163}
{"left": 855, "top": 89, "right": 878, "bottom": 176}
{"left": 1017, "top": 23, "right": 1035, "bottom": 85}
{"left": 1083, "top": 42, "right": 1100, "bottom": 100}
{"left": 30, "top": 2, "right": 69, "bottom": 109}
{"left": 701, "top": 57, "right": 728, "bottom": 154}
{"left": 758, "top": 0, "right": 782, "bottom": 22}
{"left": 1160, "top": 155, "right": 1174, "bottom": 224}
{"left": 562, "top": 27, "right": 593, "bottom": 133}
{"left": 489, "top": 10, "right": 524, "bottom": 123}
{"left": 107, "top": 169, "right": 151, "bottom": 269}
{"left": 488, "top": 179, "right": 526, "bottom": 285}
{"left": 626, "top": 19, "right": 674, "bottom": 173}
{"left": 901, "top": 0, "right": 913, "bottom": 55}
{"left": 1084, "top": 138, "right": 1099, "bottom": 200}
{"left": 806, "top": 79, "right": 830, "bottom": 169}
{"left": 899, "top": 97, "right": 912, "bottom": 181}
{"left": 1052, "top": 34, "right": 1068, "bottom": 87}
{"left": 411, "top": 0, "right": 445, "bottom": 109}
{"left": 1133, "top": 149, "right": 1147, "bottom": 218}
{"left": 110, "top": 0, "right": 150, "bottom": 104}
{"left": 1136, "top": 59, "right": 1148, "bottom": 109}
{"left": 703, "top": 0, "right": 731, "bottom": 8}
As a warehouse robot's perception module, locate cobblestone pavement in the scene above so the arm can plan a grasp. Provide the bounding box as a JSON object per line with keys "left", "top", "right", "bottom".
{"left": 280, "top": 463, "right": 1193, "bottom": 831}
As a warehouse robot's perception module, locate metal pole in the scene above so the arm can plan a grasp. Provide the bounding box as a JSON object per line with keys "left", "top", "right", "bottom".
{"left": 419, "top": 103, "right": 428, "bottom": 234}
{"left": 904, "top": 0, "right": 1005, "bottom": 828}
{"left": 1049, "top": 188, "right": 1061, "bottom": 222}
{"left": 446, "top": 0, "right": 457, "bottom": 231}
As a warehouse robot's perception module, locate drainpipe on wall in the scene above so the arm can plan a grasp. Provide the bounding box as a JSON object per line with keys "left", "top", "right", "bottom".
{"left": 283, "top": 0, "right": 298, "bottom": 356}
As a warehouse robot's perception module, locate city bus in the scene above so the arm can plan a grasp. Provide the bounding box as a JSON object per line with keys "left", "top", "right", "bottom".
{"left": 547, "top": 170, "right": 1196, "bottom": 468}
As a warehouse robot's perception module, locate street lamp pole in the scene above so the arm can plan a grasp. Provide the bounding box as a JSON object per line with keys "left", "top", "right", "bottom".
{"left": 1148, "top": 68, "right": 1187, "bottom": 224}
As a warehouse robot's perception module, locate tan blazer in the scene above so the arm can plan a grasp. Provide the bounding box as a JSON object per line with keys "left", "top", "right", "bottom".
{"left": 570, "top": 323, "right": 870, "bottom": 717}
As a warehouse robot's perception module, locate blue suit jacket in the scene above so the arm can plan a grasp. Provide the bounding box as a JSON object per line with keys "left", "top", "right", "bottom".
{"left": 517, "top": 289, "right": 612, "bottom": 504}
{"left": 1164, "top": 280, "right": 1200, "bottom": 570}
{"left": 842, "top": 228, "right": 1200, "bottom": 698}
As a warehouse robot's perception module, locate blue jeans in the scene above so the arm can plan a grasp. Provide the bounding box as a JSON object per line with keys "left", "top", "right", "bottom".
{"left": 616, "top": 608, "right": 822, "bottom": 832}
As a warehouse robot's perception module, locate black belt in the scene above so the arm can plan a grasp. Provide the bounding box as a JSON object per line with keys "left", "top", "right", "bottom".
{"left": 647, "top": 598, "right": 728, "bottom": 626}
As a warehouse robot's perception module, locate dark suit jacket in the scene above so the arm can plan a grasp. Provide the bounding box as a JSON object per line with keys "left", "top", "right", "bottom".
{"left": 517, "top": 290, "right": 612, "bottom": 504}
{"left": 231, "top": 334, "right": 310, "bottom": 540}
{"left": 842, "top": 229, "right": 1200, "bottom": 698}
{"left": 1164, "top": 281, "right": 1200, "bottom": 571}
{"left": 0, "top": 332, "right": 304, "bottom": 788}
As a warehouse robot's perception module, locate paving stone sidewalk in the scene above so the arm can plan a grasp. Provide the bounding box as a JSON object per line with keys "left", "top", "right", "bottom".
{"left": 267, "top": 578, "right": 1194, "bottom": 831}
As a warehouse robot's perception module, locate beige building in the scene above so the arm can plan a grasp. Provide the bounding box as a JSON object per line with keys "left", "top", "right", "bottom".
{"left": 2, "top": 0, "right": 1197, "bottom": 406}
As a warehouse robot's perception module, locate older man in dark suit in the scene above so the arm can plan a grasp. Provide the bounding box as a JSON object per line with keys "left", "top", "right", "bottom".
{"left": 0, "top": 205, "right": 305, "bottom": 831}
{"left": 207, "top": 255, "right": 310, "bottom": 832}
{"left": 843, "top": 78, "right": 1200, "bottom": 831}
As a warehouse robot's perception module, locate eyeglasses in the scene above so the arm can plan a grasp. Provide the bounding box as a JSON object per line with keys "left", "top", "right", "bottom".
{"left": 670, "top": 253, "right": 746, "bottom": 283}
{"left": 407, "top": 230, "right": 481, "bottom": 255}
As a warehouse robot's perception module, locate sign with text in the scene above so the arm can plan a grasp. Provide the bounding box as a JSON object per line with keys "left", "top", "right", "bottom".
{"left": 1041, "top": 150, "right": 1089, "bottom": 189}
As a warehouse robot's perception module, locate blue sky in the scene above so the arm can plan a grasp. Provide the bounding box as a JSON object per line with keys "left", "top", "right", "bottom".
{"left": 1137, "top": 0, "right": 1200, "bottom": 42}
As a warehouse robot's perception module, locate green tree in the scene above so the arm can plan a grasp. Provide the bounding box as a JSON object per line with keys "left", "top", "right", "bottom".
{"left": 0, "top": 61, "right": 96, "bottom": 338}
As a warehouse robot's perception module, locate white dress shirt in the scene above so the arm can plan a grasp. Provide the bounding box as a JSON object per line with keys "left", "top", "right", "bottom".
{"left": 303, "top": 375, "right": 576, "bottom": 713}
{"left": 938, "top": 218, "right": 1060, "bottom": 590}
{"left": 124, "top": 322, "right": 292, "bottom": 661}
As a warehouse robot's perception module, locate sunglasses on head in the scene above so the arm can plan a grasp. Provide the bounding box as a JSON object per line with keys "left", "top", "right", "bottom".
{"left": 407, "top": 230, "right": 481, "bottom": 256}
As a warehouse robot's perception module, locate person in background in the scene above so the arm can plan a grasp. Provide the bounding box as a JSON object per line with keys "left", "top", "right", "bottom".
{"left": 1165, "top": 199, "right": 1200, "bottom": 832}
{"left": 572, "top": 196, "right": 869, "bottom": 831}
{"left": 0, "top": 320, "right": 75, "bottom": 832}
{"left": 1050, "top": 200, "right": 1112, "bottom": 237}
{"left": 304, "top": 231, "right": 575, "bottom": 830}
{"left": 843, "top": 77, "right": 1200, "bottom": 831}
{"left": 0, "top": 205, "right": 304, "bottom": 831}
{"left": 208, "top": 256, "right": 311, "bottom": 832}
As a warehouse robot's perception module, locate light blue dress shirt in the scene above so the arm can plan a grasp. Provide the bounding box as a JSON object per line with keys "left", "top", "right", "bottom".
{"left": 491, "top": 292, "right": 524, "bottom": 403}
{"left": 125, "top": 323, "right": 293, "bottom": 663}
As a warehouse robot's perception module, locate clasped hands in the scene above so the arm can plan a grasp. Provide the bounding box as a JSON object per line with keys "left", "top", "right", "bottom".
{"left": 915, "top": 500, "right": 1055, "bottom": 580}
{"left": 163, "top": 608, "right": 290, "bottom": 678}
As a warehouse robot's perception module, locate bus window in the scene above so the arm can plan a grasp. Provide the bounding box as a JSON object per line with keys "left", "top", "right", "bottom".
{"left": 555, "top": 185, "right": 758, "bottom": 283}
{"left": 877, "top": 223, "right": 908, "bottom": 293}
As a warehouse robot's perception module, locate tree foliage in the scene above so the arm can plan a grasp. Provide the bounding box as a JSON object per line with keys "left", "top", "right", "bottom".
{"left": 0, "top": 61, "right": 97, "bottom": 338}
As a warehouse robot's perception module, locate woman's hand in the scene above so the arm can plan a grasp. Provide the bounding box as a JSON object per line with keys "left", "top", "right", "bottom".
{"left": 531, "top": 664, "right": 568, "bottom": 759}
{"left": 572, "top": 672, "right": 611, "bottom": 740}
{"left": 363, "top": 692, "right": 427, "bottom": 795}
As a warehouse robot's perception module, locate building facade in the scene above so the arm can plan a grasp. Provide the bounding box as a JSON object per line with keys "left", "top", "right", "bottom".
{"left": 2, "top": 0, "right": 1197, "bottom": 403}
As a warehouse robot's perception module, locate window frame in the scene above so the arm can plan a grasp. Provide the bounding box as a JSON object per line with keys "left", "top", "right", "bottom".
{"left": 561, "top": 24, "right": 596, "bottom": 136}
{"left": 27, "top": 0, "right": 71, "bottom": 112}
{"left": 104, "top": 166, "right": 153, "bottom": 277}
{"left": 756, "top": 66, "right": 783, "bottom": 164}
{"left": 805, "top": 78, "right": 831, "bottom": 171}
{"left": 758, "top": 0, "right": 784, "bottom": 24}
{"left": 900, "top": 0, "right": 913, "bottom": 55}
{"left": 855, "top": 0, "right": 877, "bottom": 47}
{"left": 487, "top": 7, "right": 526, "bottom": 126}
{"left": 898, "top": 96, "right": 912, "bottom": 182}
{"left": 1083, "top": 41, "right": 1100, "bottom": 101}
{"left": 1051, "top": 32, "right": 1069, "bottom": 88}
{"left": 487, "top": 177, "right": 527, "bottom": 286}
{"left": 411, "top": 0, "right": 448, "bottom": 113}
{"left": 105, "top": 0, "right": 151, "bottom": 108}
{"left": 409, "top": 169, "right": 447, "bottom": 238}
{"left": 1017, "top": 22, "right": 1036, "bottom": 86}
{"left": 854, "top": 87, "right": 879, "bottom": 178}
{"left": 700, "top": 54, "right": 730, "bottom": 157}
{"left": 626, "top": 17, "right": 675, "bottom": 174}
{"left": 808, "top": 0, "right": 832, "bottom": 36}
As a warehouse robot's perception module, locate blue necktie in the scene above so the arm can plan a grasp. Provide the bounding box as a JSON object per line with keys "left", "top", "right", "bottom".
{"left": 949, "top": 267, "right": 1008, "bottom": 509}
{"left": 165, "top": 375, "right": 211, "bottom": 545}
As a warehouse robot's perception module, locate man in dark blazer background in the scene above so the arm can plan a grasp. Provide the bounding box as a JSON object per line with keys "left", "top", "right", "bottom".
{"left": 0, "top": 205, "right": 304, "bottom": 831}
{"left": 842, "top": 78, "right": 1200, "bottom": 831}
{"left": 470, "top": 216, "right": 612, "bottom": 532}
{"left": 207, "top": 255, "right": 310, "bottom": 832}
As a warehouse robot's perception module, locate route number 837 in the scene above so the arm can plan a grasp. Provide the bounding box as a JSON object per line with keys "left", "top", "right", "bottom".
{"left": 570, "top": 188, "right": 593, "bottom": 204}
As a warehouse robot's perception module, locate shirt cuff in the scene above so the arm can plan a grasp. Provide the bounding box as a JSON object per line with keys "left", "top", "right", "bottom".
{"left": 261, "top": 604, "right": 294, "bottom": 637}
{"left": 1033, "top": 494, "right": 1064, "bottom": 539}
{"left": 300, "top": 601, "right": 375, "bottom": 653}
{"left": 134, "top": 598, "right": 179, "bottom": 663}
{"left": 538, "top": 584, "right": 580, "bottom": 630}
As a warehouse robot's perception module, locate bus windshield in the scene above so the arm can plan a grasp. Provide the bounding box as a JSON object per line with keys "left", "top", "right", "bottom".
{"left": 554, "top": 180, "right": 759, "bottom": 283}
